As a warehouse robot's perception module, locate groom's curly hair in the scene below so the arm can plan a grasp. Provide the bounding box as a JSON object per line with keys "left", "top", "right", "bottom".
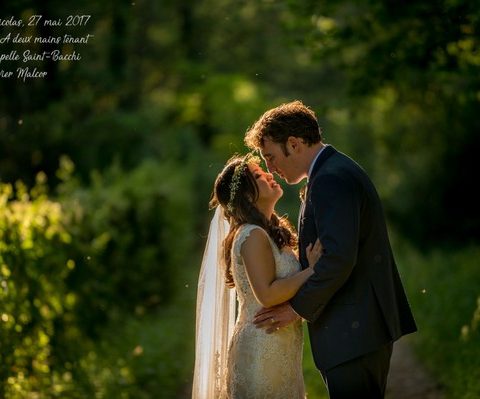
{"left": 245, "top": 100, "right": 322, "bottom": 154}
{"left": 210, "top": 154, "right": 297, "bottom": 288}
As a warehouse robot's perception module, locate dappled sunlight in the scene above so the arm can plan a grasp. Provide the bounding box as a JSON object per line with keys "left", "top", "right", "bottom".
{"left": 233, "top": 79, "right": 257, "bottom": 103}
{"left": 311, "top": 15, "right": 336, "bottom": 33}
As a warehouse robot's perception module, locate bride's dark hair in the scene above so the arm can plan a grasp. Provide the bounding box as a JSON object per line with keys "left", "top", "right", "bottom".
{"left": 209, "top": 154, "right": 297, "bottom": 288}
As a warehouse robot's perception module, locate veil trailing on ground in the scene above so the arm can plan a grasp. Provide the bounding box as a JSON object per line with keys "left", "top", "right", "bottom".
{"left": 192, "top": 206, "right": 236, "bottom": 399}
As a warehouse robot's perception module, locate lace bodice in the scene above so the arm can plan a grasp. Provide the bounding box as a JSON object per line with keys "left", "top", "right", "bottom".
{"left": 231, "top": 224, "right": 301, "bottom": 321}
{"left": 222, "top": 224, "right": 305, "bottom": 399}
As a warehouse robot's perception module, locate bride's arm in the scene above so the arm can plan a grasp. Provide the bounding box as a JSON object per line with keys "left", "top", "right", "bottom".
{"left": 240, "top": 229, "right": 321, "bottom": 308}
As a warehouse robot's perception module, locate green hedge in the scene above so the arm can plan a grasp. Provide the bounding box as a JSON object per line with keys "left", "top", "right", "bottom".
{"left": 0, "top": 157, "right": 198, "bottom": 397}
{"left": 0, "top": 175, "right": 74, "bottom": 397}
{"left": 62, "top": 158, "right": 195, "bottom": 333}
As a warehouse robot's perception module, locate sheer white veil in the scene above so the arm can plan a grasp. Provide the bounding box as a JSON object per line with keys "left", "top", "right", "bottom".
{"left": 192, "top": 206, "right": 236, "bottom": 398}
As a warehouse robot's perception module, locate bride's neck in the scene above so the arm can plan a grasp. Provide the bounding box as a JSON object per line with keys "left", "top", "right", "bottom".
{"left": 256, "top": 202, "right": 274, "bottom": 220}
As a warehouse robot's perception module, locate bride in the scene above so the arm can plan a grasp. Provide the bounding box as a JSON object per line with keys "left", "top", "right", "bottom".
{"left": 193, "top": 154, "right": 322, "bottom": 398}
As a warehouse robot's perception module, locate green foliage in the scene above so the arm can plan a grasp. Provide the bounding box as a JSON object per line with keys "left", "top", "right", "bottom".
{"left": 1, "top": 0, "right": 478, "bottom": 246}
{"left": 396, "top": 240, "right": 480, "bottom": 398}
{"left": 0, "top": 176, "right": 74, "bottom": 397}
{"left": 62, "top": 157, "right": 195, "bottom": 333}
{"left": 75, "top": 262, "right": 198, "bottom": 399}
{"left": 1, "top": 0, "right": 480, "bottom": 396}
{"left": 303, "top": 327, "right": 329, "bottom": 398}
{"left": 0, "top": 155, "right": 199, "bottom": 397}
{"left": 462, "top": 297, "right": 480, "bottom": 343}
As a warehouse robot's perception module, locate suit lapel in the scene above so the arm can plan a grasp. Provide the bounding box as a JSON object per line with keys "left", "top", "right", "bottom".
{"left": 307, "top": 145, "right": 337, "bottom": 192}
{"left": 298, "top": 145, "right": 337, "bottom": 232}
{"left": 298, "top": 145, "right": 337, "bottom": 267}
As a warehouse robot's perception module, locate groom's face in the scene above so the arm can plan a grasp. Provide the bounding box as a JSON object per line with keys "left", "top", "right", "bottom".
{"left": 260, "top": 137, "right": 303, "bottom": 184}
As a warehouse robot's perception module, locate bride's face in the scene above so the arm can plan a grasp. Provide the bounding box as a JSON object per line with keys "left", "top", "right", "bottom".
{"left": 248, "top": 163, "right": 283, "bottom": 206}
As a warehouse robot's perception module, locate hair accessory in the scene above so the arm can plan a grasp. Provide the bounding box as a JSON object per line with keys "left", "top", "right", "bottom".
{"left": 226, "top": 153, "right": 258, "bottom": 213}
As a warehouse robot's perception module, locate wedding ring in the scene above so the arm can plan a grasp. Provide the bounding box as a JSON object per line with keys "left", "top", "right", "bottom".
{"left": 276, "top": 327, "right": 280, "bottom": 331}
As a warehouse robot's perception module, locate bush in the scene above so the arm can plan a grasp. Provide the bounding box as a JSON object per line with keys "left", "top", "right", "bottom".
{"left": 0, "top": 175, "right": 75, "bottom": 397}
{"left": 61, "top": 158, "right": 195, "bottom": 334}
{"left": 75, "top": 265, "right": 198, "bottom": 399}
{"left": 0, "top": 156, "right": 199, "bottom": 397}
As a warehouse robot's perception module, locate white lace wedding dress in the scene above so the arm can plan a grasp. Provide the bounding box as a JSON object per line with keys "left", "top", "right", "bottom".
{"left": 222, "top": 224, "right": 306, "bottom": 399}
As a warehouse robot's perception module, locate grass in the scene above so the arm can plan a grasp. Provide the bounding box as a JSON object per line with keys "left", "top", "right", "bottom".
{"left": 70, "top": 260, "right": 198, "bottom": 399}
{"left": 303, "top": 328, "right": 329, "bottom": 398}
{"left": 395, "top": 240, "right": 480, "bottom": 399}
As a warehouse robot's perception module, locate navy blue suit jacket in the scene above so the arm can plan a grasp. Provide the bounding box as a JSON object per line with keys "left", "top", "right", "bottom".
{"left": 290, "top": 146, "right": 417, "bottom": 371}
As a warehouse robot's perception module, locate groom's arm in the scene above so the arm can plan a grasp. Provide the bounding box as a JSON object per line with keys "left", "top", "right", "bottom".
{"left": 290, "top": 173, "right": 361, "bottom": 323}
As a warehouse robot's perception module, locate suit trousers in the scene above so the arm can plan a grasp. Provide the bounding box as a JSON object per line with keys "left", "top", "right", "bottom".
{"left": 321, "top": 342, "right": 393, "bottom": 399}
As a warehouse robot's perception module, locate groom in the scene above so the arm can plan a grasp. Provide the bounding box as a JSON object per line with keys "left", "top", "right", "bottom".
{"left": 246, "top": 101, "right": 417, "bottom": 399}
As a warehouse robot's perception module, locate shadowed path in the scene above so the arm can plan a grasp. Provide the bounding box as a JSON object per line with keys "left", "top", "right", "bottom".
{"left": 386, "top": 337, "right": 445, "bottom": 399}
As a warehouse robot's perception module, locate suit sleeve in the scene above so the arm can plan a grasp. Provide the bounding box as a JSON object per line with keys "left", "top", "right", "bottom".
{"left": 290, "top": 173, "right": 361, "bottom": 323}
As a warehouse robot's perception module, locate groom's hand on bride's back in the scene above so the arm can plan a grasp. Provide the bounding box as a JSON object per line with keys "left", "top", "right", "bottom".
{"left": 253, "top": 302, "right": 301, "bottom": 334}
